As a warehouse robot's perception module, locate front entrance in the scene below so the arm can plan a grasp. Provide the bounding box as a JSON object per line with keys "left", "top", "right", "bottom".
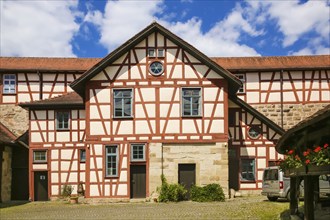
{"left": 178, "top": 164, "right": 196, "bottom": 200}
{"left": 34, "top": 171, "right": 48, "bottom": 201}
{"left": 130, "top": 165, "right": 146, "bottom": 198}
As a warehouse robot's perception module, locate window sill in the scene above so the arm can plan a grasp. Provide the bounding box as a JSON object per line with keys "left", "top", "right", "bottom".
{"left": 113, "top": 117, "right": 134, "bottom": 120}
{"left": 56, "top": 129, "right": 70, "bottom": 131}
{"left": 131, "top": 160, "right": 146, "bottom": 163}
{"left": 33, "top": 161, "right": 47, "bottom": 164}
{"left": 182, "top": 116, "right": 203, "bottom": 119}
{"left": 240, "top": 180, "right": 256, "bottom": 183}
{"left": 2, "top": 93, "right": 16, "bottom": 95}
{"left": 105, "top": 176, "right": 119, "bottom": 179}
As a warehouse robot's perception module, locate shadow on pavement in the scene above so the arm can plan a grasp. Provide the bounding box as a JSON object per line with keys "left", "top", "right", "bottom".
{"left": 0, "top": 200, "right": 30, "bottom": 208}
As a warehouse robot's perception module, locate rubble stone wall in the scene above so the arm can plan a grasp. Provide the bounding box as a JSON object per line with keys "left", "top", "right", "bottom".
{"left": 252, "top": 103, "right": 329, "bottom": 130}
{"left": 0, "top": 105, "right": 28, "bottom": 137}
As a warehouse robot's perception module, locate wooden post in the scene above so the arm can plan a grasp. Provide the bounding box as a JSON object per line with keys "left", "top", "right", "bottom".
{"left": 304, "top": 176, "right": 314, "bottom": 220}
{"left": 290, "top": 176, "right": 299, "bottom": 215}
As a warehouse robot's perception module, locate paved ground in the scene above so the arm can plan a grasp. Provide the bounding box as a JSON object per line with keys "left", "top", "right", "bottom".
{"left": 0, "top": 196, "right": 305, "bottom": 220}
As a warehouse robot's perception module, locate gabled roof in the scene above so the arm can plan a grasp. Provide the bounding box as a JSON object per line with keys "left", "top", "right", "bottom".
{"left": 229, "top": 95, "right": 285, "bottom": 136}
{"left": 276, "top": 104, "right": 330, "bottom": 154}
{"left": 213, "top": 55, "right": 330, "bottom": 71}
{"left": 19, "top": 92, "right": 84, "bottom": 110}
{"left": 0, "top": 122, "right": 17, "bottom": 145}
{"left": 70, "top": 22, "right": 242, "bottom": 98}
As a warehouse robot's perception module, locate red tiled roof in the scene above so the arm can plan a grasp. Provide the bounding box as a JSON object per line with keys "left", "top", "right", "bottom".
{"left": 0, "top": 57, "right": 101, "bottom": 72}
{"left": 212, "top": 55, "right": 330, "bottom": 70}
{"left": 19, "top": 92, "right": 83, "bottom": 108}
{"left": 0, "top": 122, "right": 17, "bottom": 144}
{"left": 1, "top": 55, "right": 329, "bottom": 72}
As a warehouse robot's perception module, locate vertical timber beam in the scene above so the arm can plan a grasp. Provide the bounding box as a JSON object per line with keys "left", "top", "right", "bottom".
{"left": 290, "top": 176, "right": 299, "bottom": 215}
{"left": 304, "top": 175, "right": 314, "bottom": 220}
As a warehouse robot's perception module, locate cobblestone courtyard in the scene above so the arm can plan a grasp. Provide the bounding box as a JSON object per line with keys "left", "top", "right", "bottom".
{"left": 0, "top": 196, "right": 294, "bottom": 220}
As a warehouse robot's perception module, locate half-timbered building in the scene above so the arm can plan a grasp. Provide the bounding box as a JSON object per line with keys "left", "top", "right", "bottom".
{"left": 1, "top": 22, "right": 329, "bottom": 202}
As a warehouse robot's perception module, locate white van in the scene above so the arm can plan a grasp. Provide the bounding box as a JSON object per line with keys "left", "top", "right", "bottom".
{"left": 261, "top": 166, "right": 330, "bottom": 201}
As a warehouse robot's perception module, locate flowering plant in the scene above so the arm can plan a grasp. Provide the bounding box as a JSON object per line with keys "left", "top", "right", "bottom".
{"left": 279, "top": 143, "right": 329, "bottom": 172}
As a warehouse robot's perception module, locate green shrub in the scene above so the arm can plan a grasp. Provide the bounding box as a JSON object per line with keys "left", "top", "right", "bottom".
{"left": 157, "top": 175, "right": 187, "bottom": 202}
{"left": 191, "top": 183, "right": 225, "bottom": 202}
{"left": 61, "top": 184, "right": 74, "bottom": 197}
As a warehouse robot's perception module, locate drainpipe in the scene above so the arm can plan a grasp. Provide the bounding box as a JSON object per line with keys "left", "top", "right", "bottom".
{"left": 280, "top": 70, "right": 284, "bottom": 128}
{"left": 38, "top": 71, "right": 43, "bottom": 100}
{"left": 161, "top": 144, "right": 164, "bottom": 176}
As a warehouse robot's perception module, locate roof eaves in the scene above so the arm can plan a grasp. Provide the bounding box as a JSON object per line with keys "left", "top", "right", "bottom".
{"left": 230, "top": 95, "right": 285, "bottom": 135}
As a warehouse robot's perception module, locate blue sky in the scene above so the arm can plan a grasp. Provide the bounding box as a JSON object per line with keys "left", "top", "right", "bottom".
{"left": 1, "top": 0, "right": 329, "bottom": 58}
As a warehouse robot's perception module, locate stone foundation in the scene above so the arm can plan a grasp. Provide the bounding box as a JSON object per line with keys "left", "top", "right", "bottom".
{"left": 252, "top": 103, "right": 329, "bottom": 130}
{"left": 148, "top": 142, "right": 229, "bottom": 200}
{"left": 0, "top": 105, "right": 28, "bottom": 137}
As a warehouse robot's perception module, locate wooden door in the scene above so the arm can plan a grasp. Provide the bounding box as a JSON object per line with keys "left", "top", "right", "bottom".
{"left": 34, "top": 171, "right": 48, "bottom": 201}
{"left": 178, "top": 164, "right": 196, "bottom": 200}
{"left": 130, "top": 165, "right": 146, "bottom": 198}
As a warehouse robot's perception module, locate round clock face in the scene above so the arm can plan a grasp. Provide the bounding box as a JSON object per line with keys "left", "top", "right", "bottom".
{"left": 149, "top": 61, "right": 164, "bottom": 76}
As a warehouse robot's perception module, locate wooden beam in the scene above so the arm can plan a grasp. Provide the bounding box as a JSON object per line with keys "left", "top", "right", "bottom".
{"left": 304, "top": 176, "right": 315, "bottom": 220}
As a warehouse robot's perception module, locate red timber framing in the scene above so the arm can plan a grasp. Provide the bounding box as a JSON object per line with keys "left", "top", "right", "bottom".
{"left": 228, "top": 98, "right": 284, "bottom": 191}
{"left": 28, "top": 108, "right": 86, "bottom": 200}
{"left": 0, "top": 72, "right": 81, "bottom": 104}
{"left": 234, "top": 69, "right": 330, "bottom": 104}
{"left": 84, "top": 30, "right": 230, "bottom": 144}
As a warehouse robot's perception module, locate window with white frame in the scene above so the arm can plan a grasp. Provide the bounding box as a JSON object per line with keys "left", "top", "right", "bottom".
{"left": 157, "top": 49, "right": 165, "bottom": 57}
{"left": 3, "top": 74, "right": 16, "bottom": 94}
{"left": 106, "top": 146, "right": 118, "bottom": 177}
{"left": 114, "top": 89, "right": 132, "bottom": 118}
{"left": 148, "top": 48, "right": 165, "bottom": 58}
{"left": 240, "top": 159, "right": 255, "bottom": 181}
{"left": 236, "top": 74, "right": 245, "bottom": 93}
{"left": 56, "top": 111, "right": 70, "bottom": 130}
{"left": 131, "top": 144, "right": 145, "bottom": 161}
{"left": 182, "top": 88, "right": 201, "bottom": 116}
{"left": 33, "top": 151, "right": 47, "bottom": 163}
{"left": 148, "top": 48, "right": 156, "bottom": 57}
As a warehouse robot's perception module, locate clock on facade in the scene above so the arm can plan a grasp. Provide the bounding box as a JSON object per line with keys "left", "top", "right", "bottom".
{"left": 149, "top": 61, "right": 164, "bottom": 76}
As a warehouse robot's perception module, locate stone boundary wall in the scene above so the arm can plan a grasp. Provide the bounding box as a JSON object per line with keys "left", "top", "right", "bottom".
{"left": 0, "top": 105, "right": 28, "bottom": 137}
{"left": 252, "top": 103, "right": 329, "bottom": 130}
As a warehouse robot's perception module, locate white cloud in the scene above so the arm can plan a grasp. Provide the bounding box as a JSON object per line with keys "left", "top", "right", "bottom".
{"left": 260, "top": 0, "right": 330, "bottom": 47}
{"left": 85, "top": 0, "right": 163, "bottom": 53}
{"left": 85, "top": 0, "right": 262, "bottom": 57}
{"left": 0, "top": 0, "right": 80, "bottom": 57}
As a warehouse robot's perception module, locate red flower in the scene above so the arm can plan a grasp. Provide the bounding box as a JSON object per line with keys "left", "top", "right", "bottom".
{"left": 288, "top": 150, "right": 294, "bottom": 155}
{"left": 324, "top": 143, "right": 329, "bottom": 149}
{"left": 303, "top": 151, "right": 309, "bottom": 156}
{"left": 305, "top": 159, "right": 310, "bottom": 165}
{"left": 295, "top": 155, "right": 300, "bottom": 160}
{"left": 314, "top": 146, "right": 322, "bottom": 153}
